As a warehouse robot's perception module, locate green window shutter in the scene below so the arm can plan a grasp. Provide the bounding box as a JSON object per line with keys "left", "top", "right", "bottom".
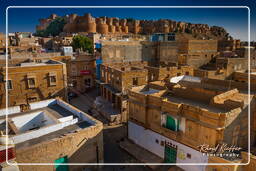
{"left": 165, "top": 115, "right": 180, "bottom": 131}
{"left": 166, "top": 115, "right": 176, "bottom": 131}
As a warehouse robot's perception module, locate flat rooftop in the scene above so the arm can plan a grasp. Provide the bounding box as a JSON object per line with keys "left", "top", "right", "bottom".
{"left": 0, "top": 99, "right": 101, "bottom": 147}
{"left": 0, "top": 59, "right": 62, "bottom": 68}
{"left": 131, "top": 82, "right": 246, "bottom": 114}
{"left": 131, "top": 85, "right": 164, "bottom": 95}
{"left": 164, "top": 94, "right": 228, "bottom": 113}
{"left": 17, "top": 59, "right": 61, "bottom": 67}
{"left": 114, "top": 66, "right": 147, "bottom": 72}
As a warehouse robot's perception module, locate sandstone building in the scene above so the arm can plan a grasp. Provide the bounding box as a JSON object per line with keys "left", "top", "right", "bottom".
{"left": 96, "top": 62, "right": 194, "bottom": 125}
{"left": 0, "top": 33, "right": 5, "bottom": 55}
{"left": 145, "top": 63, "right": 193, "bottom": 82}
{"left": 101, "top": 37, "right": 218, "bottom": 68}
{"left": 177, "top": 39, "right": 218, "bottom": 68}
{"left": 127, "top": 76, "right": 255, "bottom": 171}
{"left": 96, "top": 61, "right": 148, "bottom": 124}
{"left": 195, "top": 57, "right": 248, "bottom": 80}
{"left": 67, "top": 53, "right": 96, "bottom": 93}
{"left": 101, "top": 40, "right": 157, "bottom": 64}
{"left": 0, "top": 59, "right": 67, "bottom": 109}
{"left": 217, "top": 39, "right": 241, "bottom": 52}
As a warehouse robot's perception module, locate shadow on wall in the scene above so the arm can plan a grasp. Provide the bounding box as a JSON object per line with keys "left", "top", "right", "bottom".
{"left": 17, "top": 129, "right": 103, "bottom": 171}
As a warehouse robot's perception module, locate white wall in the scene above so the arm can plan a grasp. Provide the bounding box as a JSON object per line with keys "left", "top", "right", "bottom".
{"left": 11, "top": 118, "right": 78, "bottom": 144}
{"left": 30, "top": 99, "right": 56, "bottom": 110}
{"left": 128, "top": 121, "right": 208, "bottom": 171}
{"left": 58, "top": 115, "right": 73, "bottom": 123}
{"left": 11, "top": 111, "right": 57, "bottom": 133}
{"left": 0, "top": 106, "right": 21, "bottom": 116}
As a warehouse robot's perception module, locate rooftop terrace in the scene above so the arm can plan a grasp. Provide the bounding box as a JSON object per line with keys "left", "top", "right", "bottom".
{"left": 164, "top": 94, "right": 228, "bottom": 113}
{"left": 0, "top": 99, "right": 101, "bottom": 147}
{"left": 131, "top": 79, "right": 250, "bottom": 114}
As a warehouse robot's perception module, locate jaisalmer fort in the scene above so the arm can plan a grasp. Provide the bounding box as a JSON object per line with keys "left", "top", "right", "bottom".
{"left": 0, "top": 5, "right": 256, "bottom": 171}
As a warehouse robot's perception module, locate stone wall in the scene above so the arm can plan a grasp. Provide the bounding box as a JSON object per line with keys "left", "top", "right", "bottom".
{"left": 16, "top": 123, "right": 104, "bottom": 171}
{"left": 101, "top": 41, "right": 156, "bottom": 64}
{"left": 10, "top": 52, "right": 61, "bottom": 59}
{"left": 194, "top": 69, "right": 227, "bottom": 80}
{"left": 177, "top": 39, "right": 218, "bottom": 67}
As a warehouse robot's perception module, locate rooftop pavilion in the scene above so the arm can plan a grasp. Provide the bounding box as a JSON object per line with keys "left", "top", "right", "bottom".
{"left": 0, "top": 98, "right": 102, "bottom": 147}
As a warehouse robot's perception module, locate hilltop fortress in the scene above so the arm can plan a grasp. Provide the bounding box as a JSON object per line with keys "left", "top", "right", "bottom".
{"left": 36, "top": 13, "right": 230, "bottom": 39}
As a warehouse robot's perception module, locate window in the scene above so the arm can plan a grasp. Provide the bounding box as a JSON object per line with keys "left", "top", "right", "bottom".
{"left": 27, "top": 77, "right": 36, "bottom": 88}
{"left": 155, "top": 139, "right": 159, "bottom": 144}
{"left": 84, "top": 78, "right": 91, "bottom": 87}
{"left": 0, "top": 74, "right": 3, "bottom": 82}
{"left": 187, "top": 153, "right": 191, "bottom": 159}
{"left": 161, "top": 113, "right": 179, "bottom": 132}
{"left": 49, "top": 73, "right": 57, "bottom": 86}
{"left": 116, "top": 77, "right": 120, "bottom": 85}
{"left": 132, "top": 77, "right": 138, "bottom": 86}
{"left": 7, "top": 80, "right": 12, "bottom": 90}
{"left": 150, "top": 73, "right": 156, "bottom": 81}
{"left": 49, "top": 76, "right": 57, "bottom": 86}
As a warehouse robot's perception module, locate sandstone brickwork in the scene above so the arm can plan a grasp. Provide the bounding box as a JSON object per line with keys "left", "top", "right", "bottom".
{"left": 0, "top": 59, "right": 68, "bottom": 109}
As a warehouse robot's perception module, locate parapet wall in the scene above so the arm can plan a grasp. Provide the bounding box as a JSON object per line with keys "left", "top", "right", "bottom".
{"left": 202, "top": 78, "right": 254, "bottom": 91}
{"left": 10, "top": 52, "right": 61, "bottom": 59}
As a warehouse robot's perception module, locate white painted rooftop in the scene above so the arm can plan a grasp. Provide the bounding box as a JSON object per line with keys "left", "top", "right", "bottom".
{"left": 0, "top": 99, "right": 98, "bottom": 145}
{"left": 170, "top": 75, "right": 202, "bottom": 84}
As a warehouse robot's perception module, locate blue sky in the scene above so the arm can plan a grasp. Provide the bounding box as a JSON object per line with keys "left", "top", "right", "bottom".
{"left": 0, "top": 0, "right": 255, "bottom": 41}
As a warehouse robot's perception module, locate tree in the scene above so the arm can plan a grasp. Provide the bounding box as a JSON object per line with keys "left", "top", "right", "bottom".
{"left": 34, "top": 17, "right": 66, "bottom": 37}
{"left": 46, "top": 17, "right": 66, "bottom": 36}
{"left": 71, "top": 35, "right": 93, "bottom": 54}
